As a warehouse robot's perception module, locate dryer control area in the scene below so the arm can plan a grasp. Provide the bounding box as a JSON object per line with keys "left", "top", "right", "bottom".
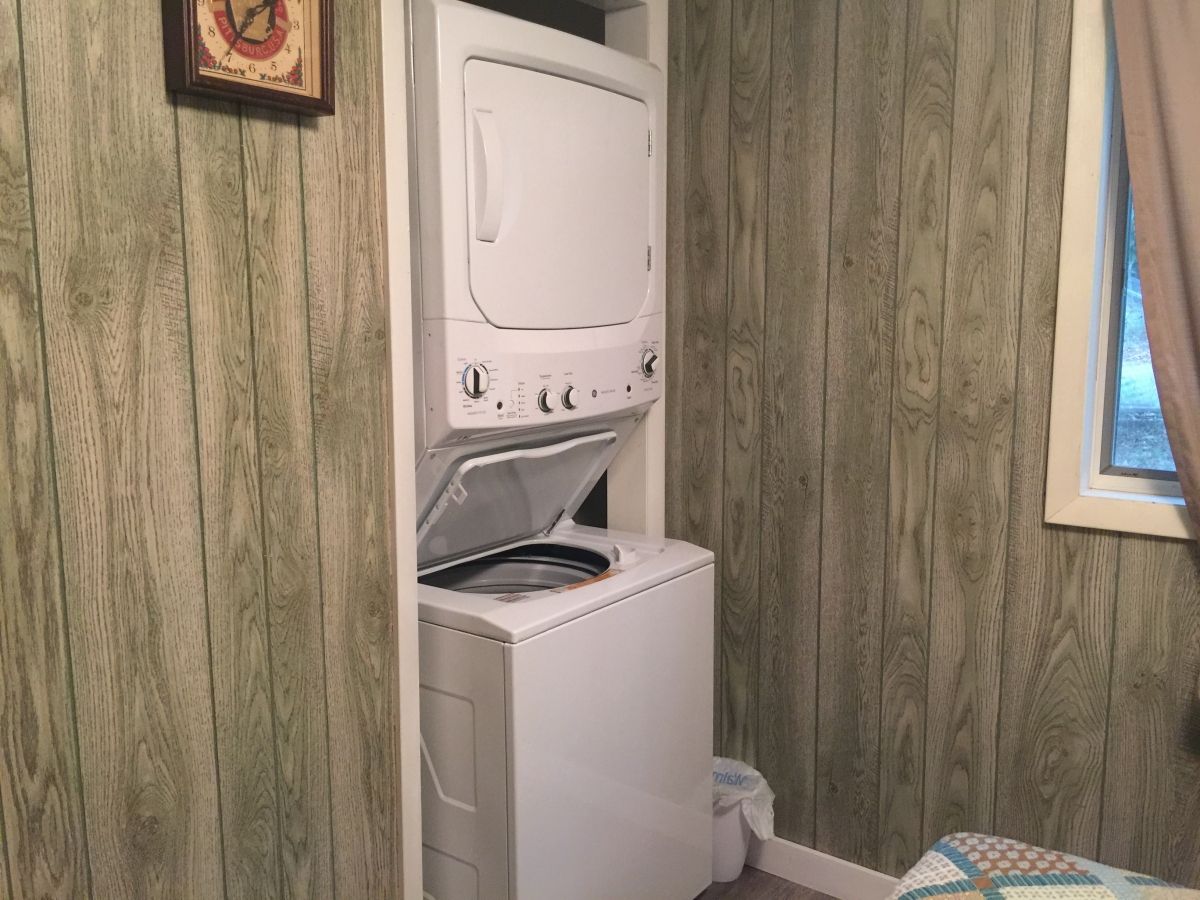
{"left": 408, "top": 0, "right": 667, "bottom": 453}
{"left": 421, "top": 318, "right": 663, "bottom": 446}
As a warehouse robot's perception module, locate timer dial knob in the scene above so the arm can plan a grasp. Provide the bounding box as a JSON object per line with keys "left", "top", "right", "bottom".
{"left": 461, "top": 363, "right": 490, "bottom": 399}
{"left": 562, "top": 386, "right": 580, "bottom": 410}
{"left": 537, "top": 388, "right": 560, "bottom": 413}
{"left": 640, "top": 348, "right": 660, "bottom": 378}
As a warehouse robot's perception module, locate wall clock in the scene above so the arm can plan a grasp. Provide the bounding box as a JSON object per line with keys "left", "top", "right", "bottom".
{"left": 163, "top": 0, "right": 334, "bottom": 116}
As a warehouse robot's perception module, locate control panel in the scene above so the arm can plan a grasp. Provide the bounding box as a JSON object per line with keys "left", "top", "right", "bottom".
{"left": 421, "top": 318, "right": 663, "bottom": 448}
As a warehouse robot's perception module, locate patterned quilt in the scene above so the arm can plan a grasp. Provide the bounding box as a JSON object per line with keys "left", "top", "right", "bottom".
{"left": 890, "top": 833, "right": 1200, "bottom": 899}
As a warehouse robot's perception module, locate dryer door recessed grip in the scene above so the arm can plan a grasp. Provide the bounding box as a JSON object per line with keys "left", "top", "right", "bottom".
{"left": 472, "top": 109, "right": 505, "bottom": 242}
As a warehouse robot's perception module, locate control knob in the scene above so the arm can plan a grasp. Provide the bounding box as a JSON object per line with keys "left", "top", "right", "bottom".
{"left": 461, "top": 363, "right": 490, "bottom": 399}
{"left": 640, "top": 348, "right": 660, "bottom": 378}
{"left": 537, "top": 388, "right": 560, "bottom": 413}
{"left": 562, "top": 386, "right": 580, "bottom": 410}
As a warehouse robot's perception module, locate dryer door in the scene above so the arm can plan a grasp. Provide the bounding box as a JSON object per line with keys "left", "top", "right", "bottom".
{"left": 464, "top": 60, "right": 652, "bottom": 329}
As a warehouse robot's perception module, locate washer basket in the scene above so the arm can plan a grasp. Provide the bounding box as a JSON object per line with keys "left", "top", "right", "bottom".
{"left": 419, "top": 543, "right": 610, "bottom": 594}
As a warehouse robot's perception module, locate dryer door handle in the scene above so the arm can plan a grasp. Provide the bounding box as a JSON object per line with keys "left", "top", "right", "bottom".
{"left": 472, "top": 109, "right": 504, "bottom": 243}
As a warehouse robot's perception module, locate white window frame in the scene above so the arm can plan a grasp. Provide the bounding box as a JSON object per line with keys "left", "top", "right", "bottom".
{"left": 1044, "top": 0, "right": 1193, "bottom": 540}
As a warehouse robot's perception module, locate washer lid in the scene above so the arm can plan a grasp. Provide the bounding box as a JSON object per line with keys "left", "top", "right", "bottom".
{"left": 417, "top": 431, "right": 619, "bottom": 569}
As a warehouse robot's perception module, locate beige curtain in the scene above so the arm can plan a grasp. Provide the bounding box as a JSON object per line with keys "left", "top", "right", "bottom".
{"left": 1111, "top": 1, "right": 1200, "bottom": 538}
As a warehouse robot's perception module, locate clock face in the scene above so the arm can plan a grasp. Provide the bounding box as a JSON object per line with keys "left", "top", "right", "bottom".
{"left": 194, "top": 0, "right": 323, "bottom": 99}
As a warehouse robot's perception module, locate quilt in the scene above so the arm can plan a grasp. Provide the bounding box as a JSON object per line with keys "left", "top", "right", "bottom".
{"left": 889, "top": 833, "right": 1200, "bottom": 900}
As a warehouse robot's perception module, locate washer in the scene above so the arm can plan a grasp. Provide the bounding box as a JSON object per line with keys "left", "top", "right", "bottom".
{"left": 418, "top": 491, "right": 714, "bottom": 900}
{"left": 407, "top": 3, "right": 714, "bottom": 898}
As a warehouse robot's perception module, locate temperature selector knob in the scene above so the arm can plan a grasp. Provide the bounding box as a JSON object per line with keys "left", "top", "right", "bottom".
{"left": 537, "top": 388, "right": 560, "bottom": 413}
{"left": 461, "top": 363, "right": 490, "bottom": 399}
{"left": 562, "top": 386, "right": 580, "bottom": 410}
{"left": 640, "top": 348, "right": 660, "bottom": 378}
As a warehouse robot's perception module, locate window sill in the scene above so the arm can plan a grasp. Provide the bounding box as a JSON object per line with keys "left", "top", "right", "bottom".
{"left": 1045, "top": 489, "right": 1193, "bottom": 539}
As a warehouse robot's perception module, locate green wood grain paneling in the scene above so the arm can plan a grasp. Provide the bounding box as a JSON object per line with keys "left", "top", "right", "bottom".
{"left": 20, "top": 0, "right": 225, "bottom": 897}
{"left": 667, "top": 0, "right": 732, "bottom": 750}
{"left": 816, "top": 0, "right": 907, "bottom": 868}
{"left": 667, "top": 0, "right": 1200, "bottom": 886}
{"left": 0, "top": 806, "right": 10, "bottom": 898}
{"left": 178, "top": 95, "right": 282, "bottom": 900}
{"left": 756, "top": 0, "right": 837, "bottom": 850}
{"left": 20, "top": 0, "right": 226, "bottom": 890}
{"left": 878, "top": 0, "right": 956, "bottom": 874}
{"left": 3, "top": 0, "right": 401, "bottom": 893}
{"left": 923, "top": 0, "right": 1037, "bottom": 841}
{"left": 994, "top": 0, "right": 1121, "bottom": 859}
{"left": 0, "top": 0, "right": 89, "bottom": 893}
{"left": 1100, "top": 538, "right": 1200, "bottom": 884}
{"left": 300, "top": 0, "right": 401, "bottom": 890}
{"left": 720, "top": 0, "right": 772, "bottom": 764}
{"left": 242, "top": 107, "right": 334, "bottom": 900}
{"left": 664, "top": 0, "right": 688, "bottom": 573}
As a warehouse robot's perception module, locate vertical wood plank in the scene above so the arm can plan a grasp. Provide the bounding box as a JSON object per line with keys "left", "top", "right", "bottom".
{"left": 877, "top": 0, "right": 956, "bottom": 874}
{"left": 176, "top": 96, "right": 281, "bottom": 900}
{"left": 664, "top": 0, "right": 687, "bottom": 555}
{"left": 301, "top": 0, "right": 399, "bottom": 890}
{"left": 667, "top": 0, "right": 731, "bottom": 751}
{"left": 995, "top": 0, "right": 1120, "bottom": 859}
{"left": 242, "top": 107, "right": 333, "bottom": 900}
{"left": 19, "top": 0, "right": 225, "bottom": 891}
{"left": 0, "top": 810, "right": 10, "bottom": 899}
{"left": 720, "top": 0, "right": 772, "bottom": 763}
{"left": 816, "top": 0, "right": 907, "bottom": 868}
{"left": 0, "top": 0, "right": 89, "bottom": 892}
{"left": 1100, "top": 537, "right": 1200, "bottom": 886}
{"left": 922, "top": 0, "right": 1036, "bottom": 842}
{"left": 756, "top": 0, "right": 837, "bottom": 848}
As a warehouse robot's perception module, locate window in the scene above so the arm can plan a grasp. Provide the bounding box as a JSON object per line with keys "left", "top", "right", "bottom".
{"left": 1044, "top": 0, "right": 1191, "bottom": 539}
{"left": 1106, "top": 195, "right": 1176, "bottom": 476}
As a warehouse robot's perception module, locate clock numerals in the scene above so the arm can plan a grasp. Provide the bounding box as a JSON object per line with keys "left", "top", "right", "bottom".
{"left": 173, "top": 0, "right": 330, "bottom": 112}
{"left": 192, "top": 0, "right": 318, "bottom": 97}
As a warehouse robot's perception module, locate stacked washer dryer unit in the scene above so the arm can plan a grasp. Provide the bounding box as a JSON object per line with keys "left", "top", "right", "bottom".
{"left": 408, "top": 1, "right": 715, "bottom": 898}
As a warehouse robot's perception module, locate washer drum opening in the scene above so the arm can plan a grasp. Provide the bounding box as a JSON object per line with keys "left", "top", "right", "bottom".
{"left": 419, "top": 543, "right": 611, "bottom": 595}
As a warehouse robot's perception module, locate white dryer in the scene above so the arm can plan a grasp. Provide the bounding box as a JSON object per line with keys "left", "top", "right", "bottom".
{"left": 407, "top": 2, "right": 714, "bottom": 898}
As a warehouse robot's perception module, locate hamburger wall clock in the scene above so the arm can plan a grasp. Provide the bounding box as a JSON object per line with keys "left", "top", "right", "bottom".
{"left": 163, "top": 0, "right": 334, "bottom": 115}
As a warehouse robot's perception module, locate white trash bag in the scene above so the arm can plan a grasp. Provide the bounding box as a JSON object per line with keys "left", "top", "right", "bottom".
{"left": 711, "top": 757, "right": 775, "bottom": 882}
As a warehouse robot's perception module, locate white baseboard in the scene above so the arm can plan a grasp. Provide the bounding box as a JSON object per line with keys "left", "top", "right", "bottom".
{"left": 747, "top": 837, "right": 899, "bottom": 900}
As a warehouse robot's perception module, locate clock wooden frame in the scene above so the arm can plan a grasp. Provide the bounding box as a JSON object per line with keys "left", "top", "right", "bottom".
{"left": 162, "top": 0, "right": 335, "bottom": 116}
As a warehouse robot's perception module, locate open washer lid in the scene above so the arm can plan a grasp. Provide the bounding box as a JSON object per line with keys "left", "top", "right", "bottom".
{"left": 416, "top": 431, "right": 619, "bottom": 569}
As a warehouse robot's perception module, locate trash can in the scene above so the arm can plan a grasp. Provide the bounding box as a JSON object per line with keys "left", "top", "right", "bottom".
{"left": 712, "top": 757, "right": 775, "bottom": 883}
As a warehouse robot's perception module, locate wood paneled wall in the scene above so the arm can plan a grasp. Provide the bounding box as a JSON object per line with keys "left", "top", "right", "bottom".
{"left": 667, "top": 0, "right": 1200, "bottom": 883}
{"left": 0, "top": 0, "right": 404, "bottom": 895}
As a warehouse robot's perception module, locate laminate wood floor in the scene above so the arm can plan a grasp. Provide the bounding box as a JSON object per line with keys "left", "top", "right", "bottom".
{"left": 697, "top": 867, "right": 835, "bottom": 899}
